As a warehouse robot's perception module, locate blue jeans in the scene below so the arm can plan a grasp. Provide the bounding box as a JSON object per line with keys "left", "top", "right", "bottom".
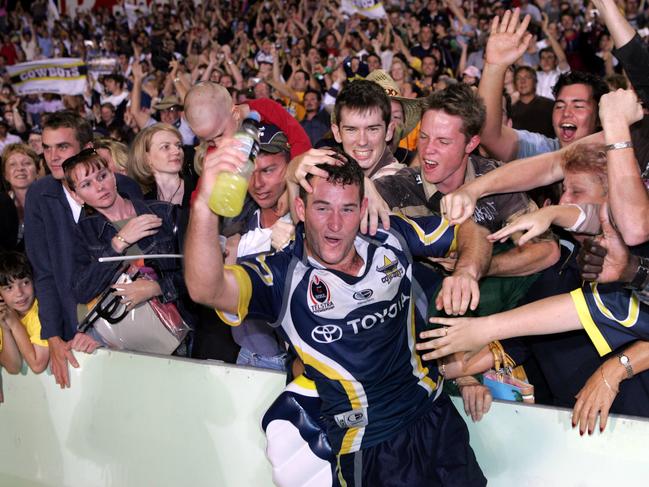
{"left": 236, "top": 347, "right": 288, "bottom": 372}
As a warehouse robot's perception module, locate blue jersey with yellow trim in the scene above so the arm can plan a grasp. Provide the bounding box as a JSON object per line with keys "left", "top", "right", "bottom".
{"left": 221, "top": 214, "right": 457, "bottom": 454}
{"left": 572, "top": 282, "right": 649, "bottom": 356}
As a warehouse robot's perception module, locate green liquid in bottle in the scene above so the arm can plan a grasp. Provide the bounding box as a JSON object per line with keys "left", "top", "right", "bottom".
{"left": 208, "top": 171, "right": 250, "bottom": 217}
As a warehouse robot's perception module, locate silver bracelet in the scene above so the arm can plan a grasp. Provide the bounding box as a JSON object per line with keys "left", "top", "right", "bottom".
{"left": 605, "top": 141, "right": 633, "bottom": 151}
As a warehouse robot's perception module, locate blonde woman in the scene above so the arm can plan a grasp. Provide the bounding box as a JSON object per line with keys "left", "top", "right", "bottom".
{"left": 94, "top": 137, "right": 129, "bottom": 176}
{"left": 389, "top": 57, "right": 411, "bottom": 94}
{"left": 128, "top": 123, "right": 197, "bottom": 241}
{"left": 1, "top": 144, "right": 40, "bottom": 250}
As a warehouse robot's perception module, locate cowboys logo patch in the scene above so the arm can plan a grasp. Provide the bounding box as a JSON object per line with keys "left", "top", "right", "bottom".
{"left": 376, "top": 255, "right": 404, "bottom": 284}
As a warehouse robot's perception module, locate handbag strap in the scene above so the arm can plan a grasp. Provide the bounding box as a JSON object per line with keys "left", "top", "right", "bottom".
{"left": 488, "top": 340, "right": 530, "bottom": 383}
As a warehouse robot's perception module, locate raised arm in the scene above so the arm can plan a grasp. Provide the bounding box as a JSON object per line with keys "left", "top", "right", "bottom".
{"left": 592, "top": 0, "right": 636, "bottom": 48}
{"left": 201, "top": 46, "right": 220, "bottom": 83}
{"left": 478, "top": 9, "right": 533, "bottom": 162}
{"left": 129, "top": 61, "right": 153, "bottom": 130}
{"left": 222, "top": 45, "right": 244, "bottom": 90}
{"left": 184, "top": 138, "right": 247, "bottom": 313}
{"left": 599, "top": 90, "right": 649, "bottom": 245}
{"left": 269, "top": 45, "right": 300, "bottom": 102}
{"left": 541, "top": 13, "right": 569, "bottom": 70}
{"left": 595, "top": 0, "right": 649, "bottom": 104}
{"left": 440, "top": 132, "right": 605, "bottom": 225}
{"left": 10, "top": 100, "right": 26, "bottom": 134}
{"left": 168, "top": 60, "right": 189, "bottom": 102}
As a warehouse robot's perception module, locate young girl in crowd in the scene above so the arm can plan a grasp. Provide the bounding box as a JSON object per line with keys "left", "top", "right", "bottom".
{"left": 0, "top": 251, "right": 49, "bottom": 374}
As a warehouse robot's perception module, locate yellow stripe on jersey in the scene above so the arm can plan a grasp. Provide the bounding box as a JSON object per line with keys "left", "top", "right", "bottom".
{"left": 449, "top": 223, "right": 459, "bottom": 255}
{"left": 294, "top": 345, "right": 365, "bottom": 454}
{"left": 339, "top": 426, "right": 362, "bottom": 455}
{"left": 408, "top": 301, "right": 437, "bottom": 393}
{"left": 590, "top": 282, "right": 640, "bottom": 328}
{"left": 570, "top": 288, "right": 612, "bottom": 356}
{"left": 393, "top": 213, "right": 456, "bottom": 251}
{"left": 336, "top": 456, "right": 348, "bottom": 487}
{"left": 293, "top": 374, "right": 317, "bottom": 390}
{"left": 241, "top": 254, "right": 274, "bottom": 285}
{"left": 215, "top": 265, "right": 253, "bottom": 326}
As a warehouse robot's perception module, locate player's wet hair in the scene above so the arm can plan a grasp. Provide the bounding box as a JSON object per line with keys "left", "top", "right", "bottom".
{"left": 300, "top": 151, "right": 365, "bottom": 203}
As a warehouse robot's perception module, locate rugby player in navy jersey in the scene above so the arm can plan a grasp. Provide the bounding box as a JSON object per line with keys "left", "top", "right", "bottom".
{"left": 185, "top": 145, "right": 487, "bottom": 484}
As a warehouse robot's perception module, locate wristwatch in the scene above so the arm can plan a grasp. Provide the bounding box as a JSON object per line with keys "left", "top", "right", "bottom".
{"left": 617, "top": 353, "right": 634, "bottom": 379}
{"left": 628, "top": 256, "right": 649, "bottom": 290}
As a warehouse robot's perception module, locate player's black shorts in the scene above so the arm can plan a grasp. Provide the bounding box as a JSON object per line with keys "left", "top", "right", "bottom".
{"left": 335, "top": 394, "right": 486, "bottom": 487}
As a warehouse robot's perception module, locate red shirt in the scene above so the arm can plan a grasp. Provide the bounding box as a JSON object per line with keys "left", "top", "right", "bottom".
{"left": 248, "top": 98, "right": 311, "bottom": 158}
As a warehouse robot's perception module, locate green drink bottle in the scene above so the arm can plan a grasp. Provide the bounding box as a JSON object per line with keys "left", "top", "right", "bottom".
{"left": 208, "top": 111, "right": 261, "bottom": 217}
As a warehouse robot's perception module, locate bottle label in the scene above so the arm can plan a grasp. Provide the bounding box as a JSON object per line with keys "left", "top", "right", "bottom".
{"left": 234, "top": 132, "right": 260, "bottom": 163}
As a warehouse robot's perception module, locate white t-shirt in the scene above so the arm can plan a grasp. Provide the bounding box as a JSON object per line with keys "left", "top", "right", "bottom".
{"left": 536, "top": 66, "right": 570, "bottom": 100}
{"left": 63, "top": 184, "right": 83, "bottom": 223}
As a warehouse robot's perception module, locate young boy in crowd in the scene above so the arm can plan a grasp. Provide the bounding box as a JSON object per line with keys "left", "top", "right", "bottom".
{"left": 0, "top": 252, "right": 49, "bottom": 374}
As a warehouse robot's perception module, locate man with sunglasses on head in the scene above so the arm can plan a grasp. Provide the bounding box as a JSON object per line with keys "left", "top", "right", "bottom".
{"left": 24, "top": 111, "right": 142, "bottom": 389}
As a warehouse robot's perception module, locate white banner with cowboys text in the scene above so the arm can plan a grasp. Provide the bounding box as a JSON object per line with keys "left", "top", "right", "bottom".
{"left": 341, "top": 0, "right": 387, "bottom": 19}
{"left": 7, "top": 58, "right": 87, "bottom": 96}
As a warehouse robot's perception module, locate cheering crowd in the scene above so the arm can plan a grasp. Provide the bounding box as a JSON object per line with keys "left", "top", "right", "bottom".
{"left": 1, "top": 0, "right": 649, "bottom": 484}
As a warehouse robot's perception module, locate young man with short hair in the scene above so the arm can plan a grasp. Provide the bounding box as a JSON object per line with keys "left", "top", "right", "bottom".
{"left": 478, "top": 10, "right": 607, "bottom": 162}
{"left": 373, "top": 84, "right": 560, "bottom": 277}
{"left": 185, "top": 144, "right": 487, "bottom": 485}
{"left": 330, "top": 79, "right": 403, "bottom": 178}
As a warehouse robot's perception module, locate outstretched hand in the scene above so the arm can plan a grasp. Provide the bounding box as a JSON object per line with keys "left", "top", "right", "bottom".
{"left": 440, "top": 186, "right": 479, "bottom": 225}
{"left": 572, "top": 362, "right": 621, "bottom": 435}
{"left": 361, "top": 177, "right": 391, "bottom": 235}
{"left": 417, "top": 316, "right": 488, "bottom": 361}
{"left": 287, "top": 148, "right": 344, "bottom": 193}
{"left": 485, "top": 9, "right": 533, "bottom": 67}
{"left": 435, "top": 271, "right": 480, "bottom": 316}
{"left": 487, "top": 207, "right": 555, "bottom": 246}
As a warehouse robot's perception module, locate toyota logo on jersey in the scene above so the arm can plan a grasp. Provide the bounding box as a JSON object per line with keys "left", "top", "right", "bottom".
{"left": 311, "top": 324, "right": 343, "bottom": 343}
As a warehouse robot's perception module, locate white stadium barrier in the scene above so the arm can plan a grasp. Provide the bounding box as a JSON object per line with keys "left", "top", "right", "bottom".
{"left": 0, "top": 349, "right": 648, "bottom": 486}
